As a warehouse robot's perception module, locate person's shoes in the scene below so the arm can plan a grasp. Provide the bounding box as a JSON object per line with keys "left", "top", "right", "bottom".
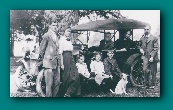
{"left": 149, "top": 86, "right": 155, "bottom": 89}
{"left": 64, "top": 94, "right": 71, "bottom": 97}
{"left": 75, "top": 94, "right": 82, "bottom": 97}
{"left": 142, "top": 85, "right": 149, "bottom": 89}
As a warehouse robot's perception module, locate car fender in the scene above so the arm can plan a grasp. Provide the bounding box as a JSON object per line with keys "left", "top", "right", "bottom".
{"left": 123, "top": 53, "right": 142, "bottom": 73}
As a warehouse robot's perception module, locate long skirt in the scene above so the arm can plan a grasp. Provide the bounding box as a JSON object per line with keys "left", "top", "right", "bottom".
{"left": 61, "top": 51, "right": 81, "bottom": 96}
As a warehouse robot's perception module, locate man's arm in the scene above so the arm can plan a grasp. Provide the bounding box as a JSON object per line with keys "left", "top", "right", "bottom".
{"left": 104, "top": 40, "right": 114, "bottom": 50}
{"left": 108, "top": 41, "right": 114, "bottom": 50}
{"left": 139, "top": 36, "right": 145, "bottom": 55}
{"left": 39, "top": 34, "right": 48, "bottom": 59}
{"left": 150, "top": 36, "right": 159, "bottom": 57}
{"left": 58, "top": 39, "right": 64, "bottom": 69}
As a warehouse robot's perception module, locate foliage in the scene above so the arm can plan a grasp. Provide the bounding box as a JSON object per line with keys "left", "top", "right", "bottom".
{"left": 10, "top": 10, "right": 123, "bottom": 36}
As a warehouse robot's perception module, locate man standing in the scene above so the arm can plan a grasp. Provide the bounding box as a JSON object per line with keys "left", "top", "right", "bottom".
{"left": 140, "top": 25, "right": 159, "bottom": 89}
{"left": 39, "top": 20, "right": 60, "bottom": 97}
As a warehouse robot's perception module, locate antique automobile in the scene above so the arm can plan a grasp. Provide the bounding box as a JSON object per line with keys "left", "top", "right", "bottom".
{"left": 35, "top": 18, "right": 149, "bottom": 97}
{"left": 70, "top": 18, "right": 149, "bottom": 87}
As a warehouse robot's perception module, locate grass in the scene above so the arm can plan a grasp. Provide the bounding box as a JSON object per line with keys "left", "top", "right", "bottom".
{"left": 10, "top": 57, "right": 160, "bottom": 97}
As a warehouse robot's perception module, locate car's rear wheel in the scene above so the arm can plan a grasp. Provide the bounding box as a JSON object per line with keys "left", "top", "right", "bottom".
{"left": 36, "top": 69, "right": 46, "bottom": 97}
{"left": 130, "top": 59, "right": 145, "bottom": 87}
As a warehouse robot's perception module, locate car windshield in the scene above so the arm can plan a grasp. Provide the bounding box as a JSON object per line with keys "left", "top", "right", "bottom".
{"left": 73, "top": 31, "right": 120, "bottom": 48}
{"left": 73, "top": 29, "right": 144, "bottom": 48}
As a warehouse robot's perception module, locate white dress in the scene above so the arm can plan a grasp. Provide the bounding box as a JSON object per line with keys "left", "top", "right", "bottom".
{"left": 76, "top": 63, "right": 90, "bottom": 78}
{"left": 58, "top": 36, "right": 73, "bottom": 54}
{"left": 90, "top": 60, "right": 112, "bottom": 85}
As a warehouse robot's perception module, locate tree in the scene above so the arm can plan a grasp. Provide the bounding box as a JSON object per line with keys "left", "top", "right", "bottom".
{"left": 10, "top": 10, "right": 123, "bottom": 38}
{"left": 10, "top": 10, "right": 123, "bottom": 57}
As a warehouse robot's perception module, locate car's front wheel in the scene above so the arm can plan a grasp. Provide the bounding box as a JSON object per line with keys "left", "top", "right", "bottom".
{"left": 130, "top": 59, "right": 145, "bottom": 87}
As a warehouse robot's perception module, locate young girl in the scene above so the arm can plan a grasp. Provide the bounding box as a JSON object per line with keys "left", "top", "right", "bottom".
{"left": 90, "top": 52, "right": 112, "bottom": 85}
{"left": 76, "top": 55, "right": 90, "bottom": 78}
{"left": 90, "top": 52, "right": 104, "bottom": 75}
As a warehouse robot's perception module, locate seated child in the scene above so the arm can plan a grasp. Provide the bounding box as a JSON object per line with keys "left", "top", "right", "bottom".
{"left": 90, "top": 52, "right": 112, "bottom": 85}
{"left": 103, "top": 50, "right": 122, "bottom": 76}
{"left": 76, "top": 55, "right": 90, "bottom": 78}
{"left": 103, "top": 50, "right": 122, "bottom": 89}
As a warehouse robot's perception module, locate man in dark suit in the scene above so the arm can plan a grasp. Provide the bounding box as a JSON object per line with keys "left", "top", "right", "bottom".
{"left": 99, "top": 32, "right": 114, "bottom": 50}
{"left": 39, "top": 20, "right": 60, "bottom": 97}
{"left": 99, "top": 32, "right": 114, "bottom": 59}
{"left": 140, "top": 25, "right": 159, "bottom": 89}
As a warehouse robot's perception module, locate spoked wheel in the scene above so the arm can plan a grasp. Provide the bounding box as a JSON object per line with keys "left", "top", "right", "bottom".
{"left": 130, "top": 59, "right": 145, "bottom": 87}
{"left": 36, "top": 69, "right": 46, "bottom": 97}
{"left": 14, "top": 65, "right": 31, "bottom": 91}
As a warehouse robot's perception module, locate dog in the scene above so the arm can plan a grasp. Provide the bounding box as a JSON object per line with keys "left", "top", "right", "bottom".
{"left": 110, "top": 73, "right": 128, "bottom": 95}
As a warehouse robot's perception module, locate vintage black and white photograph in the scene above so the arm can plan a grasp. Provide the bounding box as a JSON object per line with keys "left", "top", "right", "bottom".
{"left": 10, "top": 10, "right": 160, "bottom": 97}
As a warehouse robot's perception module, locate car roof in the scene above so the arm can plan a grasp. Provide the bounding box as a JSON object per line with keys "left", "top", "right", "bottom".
{"left": 71, "top": 18, "right": 149, "bottom": 32}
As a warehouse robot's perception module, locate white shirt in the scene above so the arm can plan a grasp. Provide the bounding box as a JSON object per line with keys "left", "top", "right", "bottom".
{"left": 90, "top": 60, "right": 105, "bottom": 74}
{"left": 58, "top": 36, "right": 73, "bottom": 54}
{"left": 146, "top": 34, "right": 151, "bottom": 38}
{"left": 76, "top": 62, "right": 90, "bottom": 78}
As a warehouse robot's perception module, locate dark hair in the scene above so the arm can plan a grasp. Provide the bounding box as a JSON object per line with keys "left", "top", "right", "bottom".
{"left": 93, "top": 52, "right": 102, "bottom": 61}
{"left": 104, "top": 32, "right": 111, "bottom": 36}
{"left": 47, "top": 16, "right": 57, "bottom": 25}
{"left": 76, "top": 54, "right": 85, "bottom": 62}
{"left": 65, "top": 28, "right": 71, "bottom": 32}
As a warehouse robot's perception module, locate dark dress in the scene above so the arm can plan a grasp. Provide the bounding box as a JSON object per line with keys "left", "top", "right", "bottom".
{"left": 62, "top": 51, "right": 81, "bottom": 96}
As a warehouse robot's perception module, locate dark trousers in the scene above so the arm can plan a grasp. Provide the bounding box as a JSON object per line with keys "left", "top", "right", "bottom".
{"left": 44, "top": 68, "right": 60, "bottom": 97}
{"left": 150, "top": 62, "right": 157, "bottom": 86}
{"left": 62, "top": 51, "right": 81, "bottom": 96}
{"left": 142, "top": 57, "right": 157, "bottom": 86}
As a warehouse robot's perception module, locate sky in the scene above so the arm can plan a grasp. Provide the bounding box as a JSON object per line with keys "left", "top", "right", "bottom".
{"left": 77, "top": 10, "right": 160, "bottom": 46}
{"left": 120, "top": 10, "right": 160, "bottom": 36}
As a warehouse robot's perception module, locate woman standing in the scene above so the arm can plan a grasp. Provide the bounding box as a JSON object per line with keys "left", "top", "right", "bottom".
{"left": 59, "top": 28, "right": 81, "bottom": 97}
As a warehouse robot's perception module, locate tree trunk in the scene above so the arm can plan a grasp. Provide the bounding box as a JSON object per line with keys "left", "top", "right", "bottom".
{"left": 10, "top": 29, "right": 14, "bottom": 57}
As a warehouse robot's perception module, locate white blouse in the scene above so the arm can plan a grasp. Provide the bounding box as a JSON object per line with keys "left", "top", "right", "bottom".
{"left": 90, "top": 60, "right": 105, "bottom": 74}
{"left": 76, "top": 63, "right": 90, "bottom": 78}
{"left": 58, "top": 36, "right": 73, "bottom": 54}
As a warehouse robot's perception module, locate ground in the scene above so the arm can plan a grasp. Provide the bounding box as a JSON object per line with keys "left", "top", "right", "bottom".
{"left": 10, "top": 57, "right": 160, "bottom": 97}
